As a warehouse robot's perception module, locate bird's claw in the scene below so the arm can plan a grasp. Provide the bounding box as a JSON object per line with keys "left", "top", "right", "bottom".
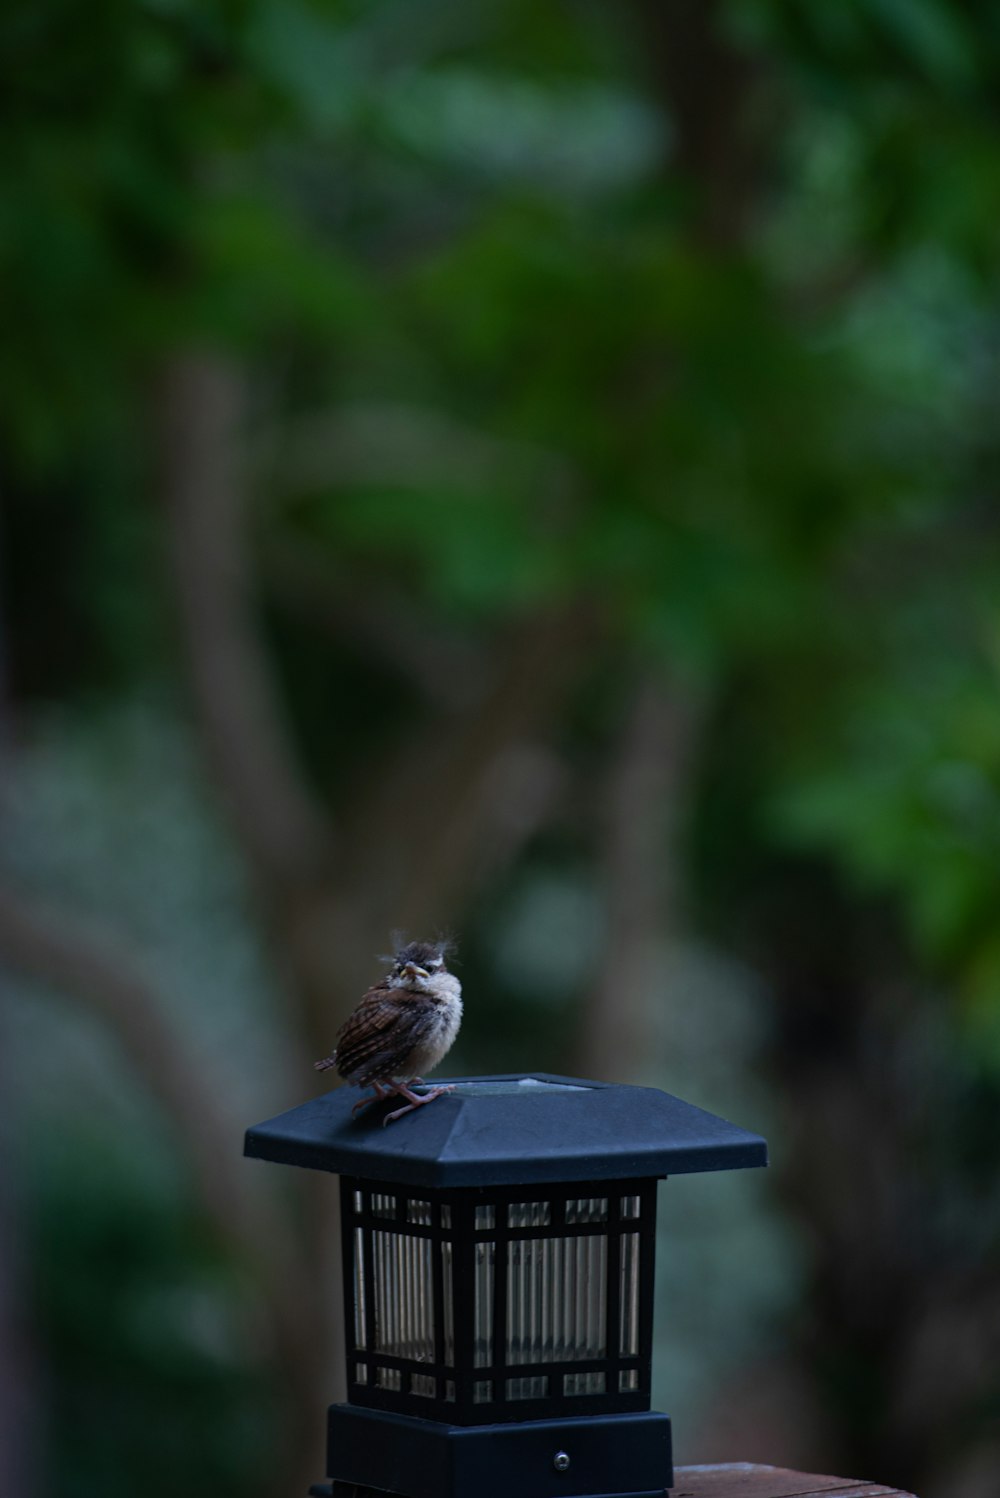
{"left": 382, "top": 1084, "right": 454, "bottom": 1126}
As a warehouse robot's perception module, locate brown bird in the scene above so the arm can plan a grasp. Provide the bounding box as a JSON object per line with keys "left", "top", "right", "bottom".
{"left": 314, "top": 939, "right": 462, "bottom": 1124}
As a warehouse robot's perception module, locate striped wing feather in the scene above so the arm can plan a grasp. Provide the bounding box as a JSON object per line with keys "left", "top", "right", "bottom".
{"left": 334, "top": 984, "right": 432, "bottom": 1085}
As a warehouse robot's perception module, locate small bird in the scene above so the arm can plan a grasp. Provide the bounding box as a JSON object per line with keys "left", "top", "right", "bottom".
{"left": 314, "top": 939, "right": 462, "bottom": 1125}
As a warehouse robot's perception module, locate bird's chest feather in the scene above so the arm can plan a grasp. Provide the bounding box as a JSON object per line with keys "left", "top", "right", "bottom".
{"left": 405, "top": 985, "right": 462, "bottom": 1074}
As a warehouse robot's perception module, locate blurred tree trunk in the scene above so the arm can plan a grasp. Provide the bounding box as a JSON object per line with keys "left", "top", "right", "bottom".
{"left": 574, "top": 0, "right": 768, "bottom": 1082}
{"left": 630, "top": 9, "right": 999, "bottom": 1494}
{"left": 634, "top": 0, "right": 769, "bottom": 249}
{"left": 575, "top": 674, "right": 703, "bottom": 1081}
{"left": 750, "top": 874, "right": 1000, "bottom": 1495}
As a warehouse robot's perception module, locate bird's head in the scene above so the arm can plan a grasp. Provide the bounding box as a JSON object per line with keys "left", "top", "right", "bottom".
{"left": 388, "top": 938, "right": 452, "bottom": 990}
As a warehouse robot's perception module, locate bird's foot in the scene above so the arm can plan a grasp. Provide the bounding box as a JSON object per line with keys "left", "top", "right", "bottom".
{"left": 383, "top": 1083, "right": 455, "bottom": 1126}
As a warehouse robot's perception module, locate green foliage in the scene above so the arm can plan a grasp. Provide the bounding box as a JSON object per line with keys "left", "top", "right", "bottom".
{"left": 6, "top": 0, "right": 1000, "bottom": 976}
{"left": 6, "top": 0, "right": 1000, "bottom": 1490}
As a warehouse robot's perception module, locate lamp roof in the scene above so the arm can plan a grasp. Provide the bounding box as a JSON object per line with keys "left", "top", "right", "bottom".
{"left": 244, "top": 1074, "right": 767, "bottom": 1190}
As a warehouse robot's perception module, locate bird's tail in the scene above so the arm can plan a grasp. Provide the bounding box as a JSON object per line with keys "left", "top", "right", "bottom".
{"left": 314, "top": 1052, "right": 338, "bottom": 1072}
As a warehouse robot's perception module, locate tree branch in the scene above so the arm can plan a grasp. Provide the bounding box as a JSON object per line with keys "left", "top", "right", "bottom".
{"left": 333, "top": 606, "right": 593, "bottom": 941}
{"left": 262, "top": 540, "right": 486, "bottom": 709}
{"left": 0, "top": 879, "right": 336, "bottom": 1494}
{"left": 258, "top": 400, "right": 569, "bottom": 501}
{"left": 261, "top": 607, "right": 590, "bottom": 1058}
{"left": 0, "top": 884, "right": 261, "bottom": 1237}
{"left": 156, "top": 354, "right": 332, "bottom": 895}
{"left": 0, "top": 884, "right": 313, "bottom": 1372}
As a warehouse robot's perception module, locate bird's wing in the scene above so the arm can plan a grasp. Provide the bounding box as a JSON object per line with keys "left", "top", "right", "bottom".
{"left": 335, "top": 985, "right": 431, "bottom": 1084}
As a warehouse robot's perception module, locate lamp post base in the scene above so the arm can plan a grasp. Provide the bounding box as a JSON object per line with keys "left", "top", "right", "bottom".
{"left": 325, "top": 1404, "right": 673, "bottom": 1498}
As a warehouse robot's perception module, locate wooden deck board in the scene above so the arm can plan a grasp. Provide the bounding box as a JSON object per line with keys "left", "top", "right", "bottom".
{"left": 671, "top": 1464, "right": 916, "bottom": 1498}
{"left": 320, "top": 1463, "right": 917, "bottom": 1498}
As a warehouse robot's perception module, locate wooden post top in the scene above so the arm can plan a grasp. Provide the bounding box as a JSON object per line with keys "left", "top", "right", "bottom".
{"left": 672, "top": 1465, "right": 916, "bottom": 1498}
{"left": 322, "top": 1466, "right": 918, "bottom": 1498}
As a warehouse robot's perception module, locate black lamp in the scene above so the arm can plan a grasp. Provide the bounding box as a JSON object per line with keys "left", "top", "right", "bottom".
{"left": 245, "top": 1074, "right": 767, "bottom": 1498}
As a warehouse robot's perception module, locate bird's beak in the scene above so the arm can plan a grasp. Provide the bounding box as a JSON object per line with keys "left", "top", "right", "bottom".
{"left": 404, "top": 963, "right": 430, "bottom": 980}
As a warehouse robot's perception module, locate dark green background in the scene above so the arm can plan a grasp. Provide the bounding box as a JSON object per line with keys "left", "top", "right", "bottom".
{"left": 3, "top": 3, "right": 999, "bottom": 1496}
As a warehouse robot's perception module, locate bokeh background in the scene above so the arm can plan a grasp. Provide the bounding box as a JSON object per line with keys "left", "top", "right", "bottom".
{"left": 4, "top": 2, "right": 1000, "bottom": 1495}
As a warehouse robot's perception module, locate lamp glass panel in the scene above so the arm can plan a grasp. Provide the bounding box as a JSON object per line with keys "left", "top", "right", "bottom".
{"left": 353, "top": 1228, "right": 367, "bottom": 1348}
{"left": 474, "top": 1241, "right": 494, "bottom": 1367}
{"left": 372, "top": 1230, "right": 434, "bottom": 1362}
{"left": 564, "top": 1372, "right": 606, "bottom": 1395}
{"left": 507, "top": 1375, "right": 548, "bottom": 1399}
{"left": 442, "top": 1239, "right": 455, "bottom": 1363}
{"left": 619, "top": 1231, "right": 640, "bottom": 1356}
{"left": 508, "top": 1201, "right": 550, "bottom": 1227}
{"left": 507, "top": 1233, "right": 607, "bottom": 1365}
{"left": 565, "top": 1197, "right": 608, "bottom": 1224}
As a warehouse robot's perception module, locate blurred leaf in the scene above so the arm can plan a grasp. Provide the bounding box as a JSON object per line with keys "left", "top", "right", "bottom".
{"left": 868, "top": 0, "right": 978, "bottom": 92}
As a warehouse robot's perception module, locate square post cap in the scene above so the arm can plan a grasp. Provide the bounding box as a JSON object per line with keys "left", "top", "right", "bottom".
{"left": 244, "top": 1073, "right": 768, "bottom": 1191}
